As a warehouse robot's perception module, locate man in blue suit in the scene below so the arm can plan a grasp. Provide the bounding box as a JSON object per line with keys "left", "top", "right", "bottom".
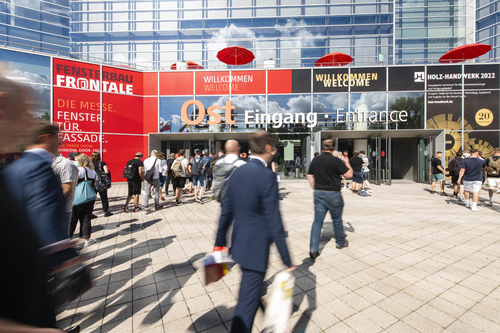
{"left": 3, "top": 122, "right": 75, "bottom": 267}
{"left": 215, "top": 130, "right": 295, "bottom": 333}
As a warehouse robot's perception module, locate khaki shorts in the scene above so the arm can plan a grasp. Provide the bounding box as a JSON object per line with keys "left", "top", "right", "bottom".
{"left": 487, "top": 177, "right": 500, "bottom": 187}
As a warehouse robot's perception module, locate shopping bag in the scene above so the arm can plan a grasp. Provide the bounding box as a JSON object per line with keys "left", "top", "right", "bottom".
{"left": 203, "top": 250, "right": 235, "bottom": 285}
{"left": 262, "top": 270, "right": 295, "bottom": 333}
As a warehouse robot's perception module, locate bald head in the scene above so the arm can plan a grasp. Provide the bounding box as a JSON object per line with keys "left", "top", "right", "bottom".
{"left": 225, "top": 140, "right": 240, "bottom": 155}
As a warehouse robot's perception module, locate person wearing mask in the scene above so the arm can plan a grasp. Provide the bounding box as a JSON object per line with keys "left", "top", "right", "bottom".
{"left": 143, "top": 150, "right": 162, "bottom": 212}
{"left": 70, "top": 154, "right": 97, "bottom": 247}
{"left": 215, "top": 131, "right": 294, "bottom": 333}
{"left": 307, "top": 139, "right": 353, "bottom": 260}
{"left": 164, "top": 153, "right": 176, "bottom": 195}
{"left": 0, "top": 75, "right": 75, "bottom": 333}
{"left": 91, "top": 151, "right": 112, "bottom": 217}
{"left": 123, "top": 152, "right": 144, "bottom": 212}
{"left": 172, "top": 149, "right": 189, "bottom": 205}
{"left": 458, "top": 148, "right": 487, "bottom": 212}
{"left": 51, "top": 154, "right": 78, "bottom": 230}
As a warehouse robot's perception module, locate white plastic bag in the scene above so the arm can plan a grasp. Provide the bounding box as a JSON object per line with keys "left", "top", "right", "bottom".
{"left": 262, "top": 270, "right": 295, "bottom": 333}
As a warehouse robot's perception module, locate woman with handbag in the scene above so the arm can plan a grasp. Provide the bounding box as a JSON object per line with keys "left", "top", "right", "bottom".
{"left": 70, "top": 154, "right": 97, "bottom": 247}
{"left": 91, "top": 151, "right": 112, "bottom": 217}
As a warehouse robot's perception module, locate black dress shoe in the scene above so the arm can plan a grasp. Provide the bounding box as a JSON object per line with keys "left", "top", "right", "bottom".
{"left": 309, "top": 251, "right": 319, "bottom": 260}
{"left": 104, "top": 211, "right": 113, "bottom": 217}
{"left": 336, "top": 240, "right": 349, "bottom": 249}
{"left": 91, "top": 214, "right": 98, "bottom": 219}
{"left": 66, "top": 325, "right": 80, "bottom": 333}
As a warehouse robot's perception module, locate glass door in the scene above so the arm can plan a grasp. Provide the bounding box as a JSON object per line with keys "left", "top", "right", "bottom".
{"left": 380, "top": 137, "right": 391, "bottom": 185}
{"left": 418, "top": 137, "right": 433, "bottom": 183}
{"left": 368, "top": 138, "right": 379, "bottom": 185}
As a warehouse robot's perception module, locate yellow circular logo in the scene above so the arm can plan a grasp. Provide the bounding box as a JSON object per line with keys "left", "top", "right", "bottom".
{"left": 475, "top": 109, "right": 493, "bottom": 127}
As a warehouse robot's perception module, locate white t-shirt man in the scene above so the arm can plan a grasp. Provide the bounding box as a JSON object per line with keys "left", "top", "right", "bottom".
{"left": 143, "top": 155, "right": 161, "bottom": 180}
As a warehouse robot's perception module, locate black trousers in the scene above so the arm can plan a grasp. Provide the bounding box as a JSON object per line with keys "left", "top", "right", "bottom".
{"left": 70, "top": 200, "right": 95, "bottom": 239}
{"left": 97, "top": 189, "right": 109, "bottom": 212}
{"left": 165, "top": 173, "right": 176, "bottom": 194}
{"left": 231, "top": 268, "right": 266, "bottom": 333}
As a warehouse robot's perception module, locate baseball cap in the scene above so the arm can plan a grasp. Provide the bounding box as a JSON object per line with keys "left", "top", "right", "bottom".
{"left": 135, "top": 152, "right": 143, "bottom": 157}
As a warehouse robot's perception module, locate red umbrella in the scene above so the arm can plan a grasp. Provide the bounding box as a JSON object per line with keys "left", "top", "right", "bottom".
{"left": 439, "top": 43, "right": 492, "bottom": 63}
{"left": 315, "top": 52, "right": 353, "bottom": 67}
{"left": 170, "top": 61, "right": 204, "bottom": 70}
{"left": 217, "top": 46, "right": 255, "bottom": 65}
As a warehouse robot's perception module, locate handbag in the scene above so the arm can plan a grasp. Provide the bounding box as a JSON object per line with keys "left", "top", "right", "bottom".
{"left": 95, "top": 161, "right": 111, "bottom": 192}
{"left": 73, "top": 168, "right": 97, "bottom": 206}
{"left": 145, "top": 157, "right": 157, "bottom": 182}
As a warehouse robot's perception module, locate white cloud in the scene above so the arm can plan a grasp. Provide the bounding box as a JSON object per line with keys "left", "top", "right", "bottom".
{"left": 352, "top": 93, "right": 386, "bottom": 111}
{"left": 11, "top": 69, "right": 49, "bottom": 85}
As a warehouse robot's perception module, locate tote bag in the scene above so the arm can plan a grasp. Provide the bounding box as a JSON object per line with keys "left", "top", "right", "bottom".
{"left": 73, "top": 168, "right": 97, "bottom": 206}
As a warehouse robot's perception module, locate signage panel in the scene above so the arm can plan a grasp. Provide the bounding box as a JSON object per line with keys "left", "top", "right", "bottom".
{"left": 195, "top": 71, "right": 266, "bottom": 95}
{"left": 102, "top": 94, "right": 144, "bottom": 134}
{"left": 313, "top": 68, "right": 349, "bottom": 92}
{"left": 463, "top": 64, "right": 500, "bottom": 90}
{"left": 291, "top": 69, "right": 311, "bottom": 93}
{"left": 268, "top": 70, "right": 292, "bottom": 94}
{"left": 388, "top": 66, "right": 425, "bottom": 91}
{"left": 350, "top": 67, "right": 386, "bottom": 92}
{"left": 426, "top": 65, "right": 462, "bottom": 91}
{"left": 159, "top": 72, "right": 194, "bottom": 96}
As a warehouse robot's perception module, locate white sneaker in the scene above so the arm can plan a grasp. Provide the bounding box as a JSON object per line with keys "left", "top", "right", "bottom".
{"left": 84, "top": 239, "right": 96, "bottom": 247}
{"left": 471, "top": 207, "right": 479, "bottom": 212}
{"left": 343, "top": 186, "right": 347, "bottom": 190}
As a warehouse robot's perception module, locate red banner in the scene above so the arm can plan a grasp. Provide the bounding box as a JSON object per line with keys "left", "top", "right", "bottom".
{"left": 102, "top": 93, "right": 144, "bottom": 134}
{"left": 58, "top": 133, "right": 102, "bottom": 157}
{"left": 268, "top": 70, "right": 292, "bottom": 94}
{"left": 195, "top": 71, "right": 266, "bottom": 95}
{"left": 159, "top": 72, "right": 194, "bottom": 96}
{"left": 102, "top": 66, "right": 143, "bottom": 96}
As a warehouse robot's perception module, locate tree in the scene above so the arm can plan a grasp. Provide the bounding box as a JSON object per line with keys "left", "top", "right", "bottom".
{"left": 37, "top": 111, "right": 50, "bottom": 122}
{"left": 390, "top": 96, "right": 424, "bottom": 129}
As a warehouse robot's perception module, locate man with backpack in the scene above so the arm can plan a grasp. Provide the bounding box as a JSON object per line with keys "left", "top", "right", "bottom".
{"left": 486, "top": 147, "right": 500, "bottom": 206}
{"left": 171, "top": 149, "right": 189, "bottom": 205}
{"left": 189, "top": 149, "right": 205, "bottom": 203}
{"left": 449, "top": 151, "right": 464, "bottom": 200}
{"left": 214, "top": 140, "right": 246, "bottom": 203}
{"left": 122, "top": 152, "right": 144, "bottom": 212}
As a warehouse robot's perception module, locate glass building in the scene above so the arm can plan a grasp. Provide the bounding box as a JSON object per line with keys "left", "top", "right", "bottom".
{"left": 0, "top": 0, "right": 70, "bottom": 54}
{"left": 477, "top": 0, "right": 500, "bottom": 60}
{"left": 67, "top": 0, "right": 481, "bottom": 70}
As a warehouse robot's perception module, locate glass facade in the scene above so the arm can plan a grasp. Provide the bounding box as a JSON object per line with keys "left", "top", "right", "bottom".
{"left": 0, "top": 0, "right": 70, "bottom": 54}
{"left": 476, "top": 0, "right": 500, "bottom": 60}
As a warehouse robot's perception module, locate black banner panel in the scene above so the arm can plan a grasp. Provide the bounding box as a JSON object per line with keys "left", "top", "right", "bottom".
{"left": 463, "top": 64, "right": 500, "bottom": 90}
{"left": 291, "top": 69, "right": 311, "bottom": 93}
{"left": 426, "top": 90, "right": 463, "bottom": 130}
{"left": 388, "top": 66, "right": 425, "bottom": 91}
{"left": 350, "top": 67, "right": 386, "bottom": 92}
{"left": 426, "top": 65, "right": 462, "bottom": 91}
{"left": 313, "top": 68, "right": 349, "bottom": 92}
{"left": 466, "top": 131, "right": 500, "bottom": 156}
{"left": 464, "top": 90, "right": 499, "bottom": 130}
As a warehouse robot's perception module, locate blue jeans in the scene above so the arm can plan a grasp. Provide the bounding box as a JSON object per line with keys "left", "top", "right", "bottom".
{"left": 310, "top": 190, "right": 346, "bottom": 252}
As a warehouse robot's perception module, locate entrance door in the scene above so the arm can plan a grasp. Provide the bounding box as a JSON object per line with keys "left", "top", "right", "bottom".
{"left": 418, "top": 137, "right": 433, "bottom": 183}
{"left": 369, "top": 137, "right": 391, "bottom": 185}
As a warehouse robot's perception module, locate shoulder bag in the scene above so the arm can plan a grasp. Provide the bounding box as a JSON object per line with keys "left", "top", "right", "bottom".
{"left": 73, "top": 168, "right": 97, "bottom": 206}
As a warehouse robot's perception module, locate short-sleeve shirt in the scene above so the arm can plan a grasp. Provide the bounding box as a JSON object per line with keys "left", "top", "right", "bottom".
{"left": 431, "top": 157, "right": 443, "bottom": 174}
{"left": 461, "top": 158, "right": 486, "bottom": 181}
{"left": 52, "top": 155, "right": 78, "bottom": 212}
{"left": 128, "top": 159, "right": 144, "bottom": 182}
{"left": 92, "top": 160, "right": 107, "bottom": 173}
{"left": 307, "top": 152, "right": 349, "bottom": 191}
{"left": 349, "top": 156, "right": 364, "bottom": 172}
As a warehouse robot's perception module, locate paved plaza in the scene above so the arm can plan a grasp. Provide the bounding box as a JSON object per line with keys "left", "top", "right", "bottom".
{"left": 55, "top": 181, "right": 500, "bottom": 333}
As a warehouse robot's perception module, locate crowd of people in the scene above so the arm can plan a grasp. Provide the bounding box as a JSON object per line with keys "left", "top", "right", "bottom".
{"left": 431, "top": 147, "right": 500, "bottom": 211}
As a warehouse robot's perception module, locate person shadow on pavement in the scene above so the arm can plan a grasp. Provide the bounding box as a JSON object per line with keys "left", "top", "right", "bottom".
{"left": 291, "top": 258, "right": 316, "bottom": 332}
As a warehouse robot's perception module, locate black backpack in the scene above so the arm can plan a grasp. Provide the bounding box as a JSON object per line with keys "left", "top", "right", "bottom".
{"left": 449, "top": 157, "right": 463, "bottom": 177}
{"left": 94, "top": 161, "right": 111, "bottom": 192}
{"left": 191, "top": 157, "right": 202, "bottom": 176}
{"left": 122, "top": 159, "right": 138, "bottom": 180}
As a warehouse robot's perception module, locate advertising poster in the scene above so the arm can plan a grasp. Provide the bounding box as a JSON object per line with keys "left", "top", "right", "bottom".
{"left": 102, "top": 94, "right": 144, "bottom": 134}
{"left": 464, "top": 90, "right": 499, "bottom": 131}
{"left": 313, "top": 68, "right": 349, "bottom": 93}
{"left": 291, "top": 69, "right": 311, "bottom": 93}
{"left": 388, "top": 66, "right": 425, "bottom": 91}
{"left": 350, "top": 67, "right": 386, "bottom": 92}
{"left": 465, "top": 131, "right": 499, "bottom": 158}
{"left": 195, "top": 71, "right": 266, "bottom": 95}
{"left": 463, "top": 64, "right": 499, "bottom": 90}
{"left": 426, "top": 65, "right": 462, "bottom": 91}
